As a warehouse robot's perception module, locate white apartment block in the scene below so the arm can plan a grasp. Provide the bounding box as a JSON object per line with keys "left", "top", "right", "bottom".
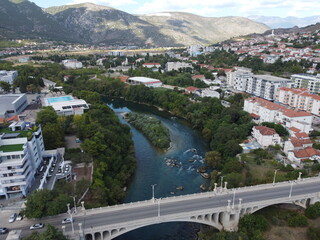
{"left": 166, "top": 62, "right": 193, "bottom": 72}
{"left": 291, "top": 74, "right": 320, "bottom": 93}
{"left": 0, "top": 70, "right": 18, "bottom": 84}
{"left": 244, "top": 97, "right": 313, "bottom": 133}
{"left": 0, "top": 124, "right": 45, "bottom": 199}
{"left": 62, "top": 59, "right": 83, "bottom": 69}
{"left": 276, "top": 87, "right": 320, "bottom": 116}
{"left": 230, "top": 69, "right": 294, "bottom": 100}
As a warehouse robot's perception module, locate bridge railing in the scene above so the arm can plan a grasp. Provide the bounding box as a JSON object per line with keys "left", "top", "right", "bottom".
{"left": 83, "top": 176, "right": 320, "bottom": 216}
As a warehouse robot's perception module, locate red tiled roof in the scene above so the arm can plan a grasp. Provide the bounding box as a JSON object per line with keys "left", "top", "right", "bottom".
{"left": 116, "top": 75, "right": 129, "bottom": 82}
{"left": 192, "top": 75, "right": 205, "bottom": 79}
{"left": 293, "top": 147, "right": 320, "bottom": 159}
{"left": 290, "top": 137, "right": 313, "bottom": 147}
{"left": 254, "top": 126, "right": 277, "bottom": 135}
{"left": 246, "top": 97, "right": 312, "bottom": 118}
{"left": 289, "top": 127, "right": 301, "bottom": 133}
{"left": 185, "top": 86, "right": 198, "bottom": 92}
{"left": 250, "top": 113, "right": 260, "bottom": 119}
{"left": 295, "top": 132, "right": 309, "bottom": 139}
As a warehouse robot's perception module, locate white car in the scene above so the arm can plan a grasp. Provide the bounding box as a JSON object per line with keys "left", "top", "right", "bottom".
{"left": 62, "top": 217, "right": 73, "bottom": 224}
{"left": 30, "top": 223, "right": 44, "bottom": 230}
{"left": 8, "top": 213, "right": 17, "bottom": 223}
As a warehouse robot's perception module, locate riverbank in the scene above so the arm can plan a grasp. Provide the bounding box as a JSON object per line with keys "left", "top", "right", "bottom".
{"left": 124, "top": 112, "right": 171, "bottom": 151}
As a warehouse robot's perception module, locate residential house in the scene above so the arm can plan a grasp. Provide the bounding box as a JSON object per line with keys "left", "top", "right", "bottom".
{"left": 251, "top": 126, "right": 281, "bottom": 148}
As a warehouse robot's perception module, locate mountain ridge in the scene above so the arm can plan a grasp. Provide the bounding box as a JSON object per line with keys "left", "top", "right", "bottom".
{"left": 0, "top": 0, "right": 270, "bottom": 46}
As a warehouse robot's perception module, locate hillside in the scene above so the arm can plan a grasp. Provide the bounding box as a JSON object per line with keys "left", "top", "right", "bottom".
{"left": 0, "top": 1, "right": 270, "bottom": 46}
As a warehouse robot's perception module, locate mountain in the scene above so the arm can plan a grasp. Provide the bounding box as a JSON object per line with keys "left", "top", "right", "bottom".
{"left": 0, "top": 1, "right": 270, "bottom": 46}
{"left": 263, "top": 22, "right": 320, "bottom": 35}
{"left": 248, "top": 15, "right": 320, "bottom": 29}
{"left": 0, "top": 0, "right": 75, "bottom": 41}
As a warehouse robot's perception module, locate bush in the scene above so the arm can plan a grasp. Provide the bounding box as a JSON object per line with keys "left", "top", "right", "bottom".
{"left": 305, "top": 202, "right": 320, "bottom": 219}
{"left": 307, "top": 227, "right": 320, "bottom": 240}
{"left": 287, "top": 214, "right": 308, "bottom": 227}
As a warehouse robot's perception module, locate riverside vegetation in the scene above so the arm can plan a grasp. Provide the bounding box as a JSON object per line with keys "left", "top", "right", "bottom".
{"left": 125, "top": 112, "right": 171, "bottom": 150}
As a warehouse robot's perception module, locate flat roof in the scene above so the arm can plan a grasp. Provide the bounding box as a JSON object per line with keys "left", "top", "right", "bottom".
{"left": 0, "top": 144, "right": 24, "bottom": 152}
{"left": 254, "top": 75, "right": 292, "bottom": 82}
{"left": 0, "top": 94, "right": 25, "bottom": 105}
{"left": 129, "top": 76, "right": 162, "bottom": 83}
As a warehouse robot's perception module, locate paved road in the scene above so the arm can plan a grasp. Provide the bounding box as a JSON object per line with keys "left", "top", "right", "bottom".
{"left": 1, "top": 178, "right": 320, "bottom": 239}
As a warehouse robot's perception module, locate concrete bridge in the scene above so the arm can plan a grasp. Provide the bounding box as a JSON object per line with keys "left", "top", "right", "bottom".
{"left": 60, "top": 176, "right": 320, "bottom": 240}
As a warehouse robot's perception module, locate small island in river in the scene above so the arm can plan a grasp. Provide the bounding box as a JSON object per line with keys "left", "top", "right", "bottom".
{"left": 125, "top": 112, "right": 171, "bottom": 150}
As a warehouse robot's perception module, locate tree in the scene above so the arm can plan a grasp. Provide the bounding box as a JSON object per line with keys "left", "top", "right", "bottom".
{"left": 205, "top": 151, "right": 222, "bottom": 169}
{"left": 305, "top": 202, "right": 320, "bottom": 219}
{"left": 0, "top": 81, "right": 11, "bottom": 92}
{"left": 36, "top": 107, "right": 58, "bottom": 126}
{"left": 23, "top": 224, "right": 68, "bottom": 240}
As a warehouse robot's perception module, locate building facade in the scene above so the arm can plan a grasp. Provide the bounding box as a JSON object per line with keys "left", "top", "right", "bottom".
{"left": 291, "top": 74, "right": 320, "bottom": 93}
{"left": 62, "top": 59, "right": 83, "bottom": 69}
{"left": 276, "top": 87, "right": 320, "bottom": 116}
{"left": 0, "top": 124, "right": 44, "bottom": 199}
{"left": 166, "top": 62, "right": 193, "bottom": 72}
{"left": 0, "top": 94, "right": 28, "bottom": 118}
{"left": 244, "top": 97, "right": 313, "bottom": 133}
{"left": 0, "top": 70, "right": 18, "bottom": 84}
{"left": 252, "top": 126, "right": 281, "bottom": 148}
{"left": 127, "top": 77, "right": 163, "bottom": 88}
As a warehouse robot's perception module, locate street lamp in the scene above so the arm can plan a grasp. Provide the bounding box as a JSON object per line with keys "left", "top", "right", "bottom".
{"left": 220, "top": 176, "right": 224, "bottom": 192}
{"left": 151, "top": 184, "right": 157, "bottom": 203}
{"left": 289, "top": 181, "right": 294, "bottom": 198}
{"left": 72, "top": 195, "right": 77, "bottom": 214}
{"left": 158, "top": 198, "right": 161, "bottom": 218}
{"left": 66, "top": 203, "right": 75, "bottom": 234}
{"left": 273, "top": 169, "right": 279, "bottom": 186}
{"left": 232, "top": 189, "right": 236, "bottom": 209}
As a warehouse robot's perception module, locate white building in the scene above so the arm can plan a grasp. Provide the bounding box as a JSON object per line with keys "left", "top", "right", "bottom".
{"left": 244, "top": 97, "right": 313, "bottom": 133}
{"left": 291, "top": 74, "right": 320, "bottom": 93}
{"left": 0, "top": 124, "right": 45, "bottom": 199}
{"left": 287, "top": 147, "right": 320, "bottom": 165}
{"left": 194, "top": 89, "right": 220, "bottom": 98}
{"left": 251, "top": 126, "right": 281, "bottom": 148}
{"left": 127, "top": 77, "right": 163, "bottom": 88}
{"left": 166, "top": 62, "right": 193, "bottom": 72}
{"left": 0, "top": 70, "right": 18, "bottom": 84}
{"left": 62, "top": 59, "right": 83, "bottom": 69}
{"left": 0, "top": 94, "right": 28, "bottom": 118}
{"left": 44, "top": 95, "right": 89, "bottom": 116}
{"left": 226, "top": 67, "right": 252, "bottom": 87}
{"left": 276, "top": 87, "right": 320, "bottom": 116}
{"left": 142, "top": 63, "right": 161, "bottom": 69}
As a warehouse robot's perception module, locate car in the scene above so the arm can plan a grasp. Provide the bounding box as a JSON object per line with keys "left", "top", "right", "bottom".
{"left": 50, "top": 167, "right": 54, "bottom": 172}
{"left": 75, "top": 138, "right": 81, "bottom": 143}
{"left": 0, "top": 228, "right": 8, "bottom": 234}
{"left": 62, "top": 217, "right": 73, "bottom": 224}
{"left": 30, "top": 223, "right": 44, "bottom": 230}
{"left": 8, "top": 213, "right": 17, "bottom": 223}
{"left": 16, "top": 214, "right": 23, "bottom": 221}
{"left": 57, "top": 168, "right": 62, "bottom": 174}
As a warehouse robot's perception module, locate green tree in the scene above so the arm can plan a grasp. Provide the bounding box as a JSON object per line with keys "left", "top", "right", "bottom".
{"left": 305, "top": 202, "right": 320, "bottom": 219}
{"left": 36, "top": 107, "right": 58, "bottom": 126}
{"left": 0, "top": 81, "right": 11, "bottom": 92}
{"left": 23, "top": 224, "right": 68, "bottom": 240}
{"left": 205, "top": 151, "right": 222, "bottom": 169}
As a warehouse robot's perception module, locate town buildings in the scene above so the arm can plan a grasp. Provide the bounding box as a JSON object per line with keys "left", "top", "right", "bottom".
{"left": 126, "top": 77, "right": 163, "bottom": 88}
{"left": 166, "top": 62, "right": 193, "bottom": 72}
{"left": 244, "top": 97, "right": 313, "bottom": 133}
{"left": 276, "top": 87, "right": 320, "bottom": 116}
{"left": 0, "top": 70, "right": 18, "bottom": 84}
{"left": 62, "top": 59, "right": 83, "bottom": 69}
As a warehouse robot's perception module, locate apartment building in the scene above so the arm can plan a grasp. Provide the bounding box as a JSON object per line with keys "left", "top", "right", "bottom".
{"left": 276, "top": 87, "right": 320, "bottom": 115}
{"left": 291, "top": 74, "right": 320, "bottom": 93}
{"left": 62, "top": 59, "right": 83, "bottom": 69}
{"left": 0, "top": 123, "right": 45, "bottom": 199}
{"left": 166, "top": 62, "right": 193, "bottom": 72}
{"left": 230, "top": 69, "right": 294, "bottom": 100}
{"left": 252, "top": 126, "right": 281, "bottom": 148}
{"left": 244, "top": 97, "right": 313, "bottom": 133}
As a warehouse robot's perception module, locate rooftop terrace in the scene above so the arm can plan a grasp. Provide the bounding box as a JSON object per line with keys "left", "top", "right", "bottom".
{"left": 0, "top": 144, "right": 24, "bottom": 152}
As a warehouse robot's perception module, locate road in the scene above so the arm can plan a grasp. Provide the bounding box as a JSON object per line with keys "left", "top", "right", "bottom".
{"left": 1, "top": 178, "right": 320, "bottom": 239}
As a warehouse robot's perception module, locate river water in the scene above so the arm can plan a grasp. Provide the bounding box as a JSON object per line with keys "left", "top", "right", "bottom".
{"left": 106, "top": 99, "right": 210, "bottom": 240}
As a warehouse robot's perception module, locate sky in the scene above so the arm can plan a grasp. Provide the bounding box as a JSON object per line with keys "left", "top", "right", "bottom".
{"left": 29, "top": 0, "right": 319, "bottom": 18}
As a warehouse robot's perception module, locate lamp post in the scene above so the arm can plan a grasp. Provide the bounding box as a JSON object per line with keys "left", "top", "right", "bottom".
{"left": 72, "top": 196, "right": 77, "bottom": 214}
{"left": 66, "top": 203, "right": 75, "bottom": 234}
{"left": 298, "top": 172, "right": 302, "bottom": 181}
{"left": 220, "top": 176, "right": 224, "bottom": 192}
{"left": 151, "top": 184, "right": 157, "bottom": 203}
{"left": 158, "top": 198, "right": 161, "bottom": 218}
{"left": 232, "top": 189, "right": 236, "bottom": 209}
{"left": 273, "top": 169, "right": 279, "bottom": 186}
{"left": 289, "top": 181, "right": 294, "bottom": 198}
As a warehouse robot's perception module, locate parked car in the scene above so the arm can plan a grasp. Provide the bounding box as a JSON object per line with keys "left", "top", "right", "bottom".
{"left": 62, "top": 217, "right": 73, "bottom": 224}
{"left": 30, "top": 223, "right": 44, "bottom": 230}
{"left": 16, "top": 214, "right": 23, "bottom": 221}
{"left": 0, "top": 228, "right": 8, "bottom": 234}
{"left": 8, "top": 213, "right": 17, "bottom": 223}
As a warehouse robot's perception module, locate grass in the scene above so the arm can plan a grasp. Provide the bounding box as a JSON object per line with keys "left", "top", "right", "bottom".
{"left": 0, "top": 127, "right": 32, "bottom": 138}
{"left": 0, "top": 144, "right": 24, "bottom": 152}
